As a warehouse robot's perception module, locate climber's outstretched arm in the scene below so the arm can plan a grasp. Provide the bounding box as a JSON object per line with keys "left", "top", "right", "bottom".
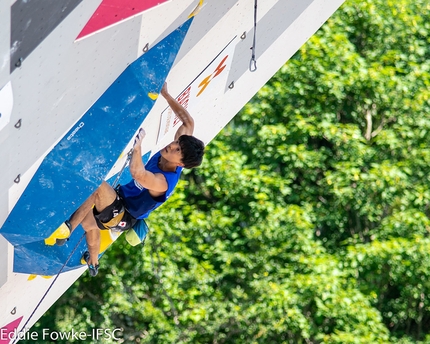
{"left": 160, "top": 82, "right": 195, "bottom": 139}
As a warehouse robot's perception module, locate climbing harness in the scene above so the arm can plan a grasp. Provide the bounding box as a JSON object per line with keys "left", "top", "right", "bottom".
{"left": 249, "top": 0, "right": 258, "bottom": 72}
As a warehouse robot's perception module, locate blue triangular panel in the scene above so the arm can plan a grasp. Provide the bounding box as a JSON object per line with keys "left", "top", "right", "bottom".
{"left": 0, "top": 18, "right": 193, "bottom": 275}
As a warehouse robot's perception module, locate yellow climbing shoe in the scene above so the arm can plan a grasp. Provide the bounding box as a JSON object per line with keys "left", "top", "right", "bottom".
{"left": 44, "top": 221, "right": 71, "bottom": 246}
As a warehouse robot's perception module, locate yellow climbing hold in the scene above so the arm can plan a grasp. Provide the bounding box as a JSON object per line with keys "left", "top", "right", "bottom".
{"left": 148, "top": 92, "right": 158, "bottom": 100}
{"left": 44, "top": 222, "right": 70, "bottom": 246}
{"left": 28, "top": 274, "right": 53, "bottom": 280}
{"left": 189, "top": 0, "right": 204, "bottom": 18}
{"left": 100, "top": 229, "right": 121, "bottom": 253}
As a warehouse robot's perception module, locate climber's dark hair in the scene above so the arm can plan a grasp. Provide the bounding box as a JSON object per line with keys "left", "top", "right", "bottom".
{"left": 178, "top": 135, "right": 205, "bottom": 169}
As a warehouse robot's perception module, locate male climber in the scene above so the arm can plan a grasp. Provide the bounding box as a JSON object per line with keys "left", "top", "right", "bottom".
{"left": 56, "top": 83, "right": 205, "bottom": 276}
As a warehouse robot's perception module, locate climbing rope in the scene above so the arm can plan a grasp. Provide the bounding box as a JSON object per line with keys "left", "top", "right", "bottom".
{"left": 249, "top": 0, "right": 258, "bottom": 72}
{"left": 12, "top": 233, "right": 86, "bottom": 344}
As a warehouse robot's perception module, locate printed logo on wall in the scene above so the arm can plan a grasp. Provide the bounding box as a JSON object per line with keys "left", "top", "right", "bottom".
{"left": 157, "top": 37, "right": 237, "bottom": 144}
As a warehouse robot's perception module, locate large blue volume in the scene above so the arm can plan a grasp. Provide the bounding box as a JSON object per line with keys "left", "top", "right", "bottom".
{"left": 0, "top": 18, "right": 193, "bottom": 275}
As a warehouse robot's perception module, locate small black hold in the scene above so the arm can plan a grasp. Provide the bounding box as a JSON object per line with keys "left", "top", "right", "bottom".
{"left": 14, "top": 174, "right": 21, "bottom": 183}
{"left": 15, "top": 57, "right": 23, "bottom": 67}
{"left": 228, "top": 81, "right": 234, "bottom": 89}
{"left": 15, "top": 119, "right": 22, "bottom": 128}
{"left": 11, "top": 307, "right": 16, "bottom": 315}
{"left": 240, "top": 32, "right": 246, "bottom": 40}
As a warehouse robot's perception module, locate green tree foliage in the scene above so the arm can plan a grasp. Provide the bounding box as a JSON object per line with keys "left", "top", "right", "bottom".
{"left": 25, "top": 0, "right": 430, "bottom": 343}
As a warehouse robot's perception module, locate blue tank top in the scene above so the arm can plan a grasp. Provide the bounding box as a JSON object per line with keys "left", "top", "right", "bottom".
{"left": 118, "top": 151, "right": 183, "bottom": 219}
